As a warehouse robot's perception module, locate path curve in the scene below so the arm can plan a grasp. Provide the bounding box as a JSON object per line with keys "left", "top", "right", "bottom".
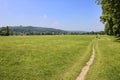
{"left": 76, "top": 46, "right": 95, "bottom": 80}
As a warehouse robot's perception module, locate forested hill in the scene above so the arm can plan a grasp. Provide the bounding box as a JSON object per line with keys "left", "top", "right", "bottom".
{"left": 8, "top": 26, "right": 66, "bottom": 35}
{"left": 1, "top": 26, "right": 104, "bottom": 35}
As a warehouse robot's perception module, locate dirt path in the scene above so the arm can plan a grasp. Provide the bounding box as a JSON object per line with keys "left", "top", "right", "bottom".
{"left": 76, "top": 46, "right": 95, "bottom": 80}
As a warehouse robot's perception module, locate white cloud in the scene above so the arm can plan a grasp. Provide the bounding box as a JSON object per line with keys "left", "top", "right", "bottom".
{"left": 39, "top": 14, "right": 62, "bottom": 29}
{"left": 50, "top": 21, "right": 61, "bottom": 28}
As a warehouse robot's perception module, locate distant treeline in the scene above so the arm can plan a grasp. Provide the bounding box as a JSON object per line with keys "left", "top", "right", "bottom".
{"left": 0, "top": 26, "right": 105, "bottom": 36}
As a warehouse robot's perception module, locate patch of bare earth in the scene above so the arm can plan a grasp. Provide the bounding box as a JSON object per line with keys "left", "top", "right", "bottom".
{"left": 76, "top": 47, "right": 95, "bottom": 80}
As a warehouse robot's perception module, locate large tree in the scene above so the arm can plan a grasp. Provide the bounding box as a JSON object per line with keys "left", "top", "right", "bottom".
{"left": 6, "top": 26, "right": 9, "bottom": 36}
{"left": 0, "top": 26, "right": 9, "bottom": 36}
{"left": 97, "top": 0, "right": 120, "bottom": 36}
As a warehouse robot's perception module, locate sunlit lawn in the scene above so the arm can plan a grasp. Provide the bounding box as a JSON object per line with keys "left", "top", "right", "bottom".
{"left": 86, "top": 36, "right": 120, "bottom": 80}
{"left": 0, "top": 35, "right": 94, "bottom": 80}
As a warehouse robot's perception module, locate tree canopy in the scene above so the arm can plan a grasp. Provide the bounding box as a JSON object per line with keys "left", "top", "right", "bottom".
{"left": 97, "top": 0, "right": 120, "bottom": 36}
{"left": 0, "top": 26, "right": 9, "bottom": 36}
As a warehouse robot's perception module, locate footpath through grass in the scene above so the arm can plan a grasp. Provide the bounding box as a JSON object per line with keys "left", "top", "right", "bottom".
{"left": 86, "top": 36, "right": 120, "bottom": 80}
{"left": 0, "top": 35, "right": 94, "bottom": 80}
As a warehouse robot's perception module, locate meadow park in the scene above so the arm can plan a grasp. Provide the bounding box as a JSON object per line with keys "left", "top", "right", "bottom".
{"left": 0, "top": 0, "right": 120, "bottom": 80}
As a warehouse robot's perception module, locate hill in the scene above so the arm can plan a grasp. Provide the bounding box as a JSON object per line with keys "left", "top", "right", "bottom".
{"left": 1, "top": 26, "right": 102, "bottom": 35}
{"left": 8, "top": 26, "right": 66, "bottom": 35}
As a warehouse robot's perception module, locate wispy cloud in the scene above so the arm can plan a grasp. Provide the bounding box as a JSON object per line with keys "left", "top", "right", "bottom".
{"left": 39, "top": 14, "right": 62, "bottom": 28}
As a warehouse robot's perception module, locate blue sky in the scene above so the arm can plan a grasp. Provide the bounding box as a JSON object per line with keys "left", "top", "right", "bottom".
{"left": 0, "top": 0, "right": 104, "bottom": 31}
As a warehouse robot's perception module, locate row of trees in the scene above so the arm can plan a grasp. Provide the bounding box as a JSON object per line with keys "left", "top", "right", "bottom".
{"left": 0, "top": 26, "right": 9, "bottom": 36}
{"left": 97, "top": 0, "right": 120, "bottom": 36}
{"left": 10, "top": 32, "right": 67, "bottom": 35}
{"left": 0, "top": 28, "right": 105, "bottom": 36}
{"left": 9, "top": 31, "right": 105, "bottom": 35}
{"left": 0, "top": 26, "right": 105, "bottom": 36}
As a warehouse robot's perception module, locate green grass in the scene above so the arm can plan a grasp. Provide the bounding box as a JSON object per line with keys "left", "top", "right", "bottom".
{"left": 86, "top": 36, "right": 120, "bottom": 80}
{"left": 0, "top": 35, "right": 94, "bottom": 80}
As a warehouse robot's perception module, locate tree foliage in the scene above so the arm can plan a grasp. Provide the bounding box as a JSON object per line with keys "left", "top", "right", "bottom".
{"left": 97, "top": 0, "right": 120, "bottom": 36}
{"left": 0, "top": 26, "right": 9, "bottom": 36}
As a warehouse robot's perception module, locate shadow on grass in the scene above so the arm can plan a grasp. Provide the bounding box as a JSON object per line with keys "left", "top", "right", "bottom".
{"left": 114, "top": 36, "right": 120, "bottom": 43}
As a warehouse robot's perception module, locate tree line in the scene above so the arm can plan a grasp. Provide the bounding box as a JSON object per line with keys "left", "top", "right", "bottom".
{"left": 97, "top": 0, "right": 120, "bottom": 36}
{"left": 0, "top": 26, "right": 105, "bottom": 36}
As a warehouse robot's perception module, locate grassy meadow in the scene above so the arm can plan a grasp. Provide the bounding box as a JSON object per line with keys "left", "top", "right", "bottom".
{"left": 86, "top": 36, "right": 120, "bottom": 80}
{"left": 0, "top": 35, "right": 94, "bottom": 80}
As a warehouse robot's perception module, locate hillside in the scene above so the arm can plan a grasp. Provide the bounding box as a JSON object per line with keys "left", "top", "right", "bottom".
{"left": 0, "top": 26, "right": 104, "bottom": 35}
{"left": 8, "top": 26, "right": 66, "bottom": 35}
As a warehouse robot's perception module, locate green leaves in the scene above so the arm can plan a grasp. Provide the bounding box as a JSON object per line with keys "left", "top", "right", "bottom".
{"left": 97, "top": 0, "right": 120, "bottom": 36}
{"left": 0, "top": 26, "right": 9, "bottom": 36}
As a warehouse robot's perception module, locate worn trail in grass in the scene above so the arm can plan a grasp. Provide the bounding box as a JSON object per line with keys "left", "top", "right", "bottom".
{"left": 86, "top": 36, "right": 120, "bottom": 80}
{"left": 76, "top": 46, "right": 95, "bottom": 80}
{"left": 0, "top": 35, "right": 94, "bottom": 80}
